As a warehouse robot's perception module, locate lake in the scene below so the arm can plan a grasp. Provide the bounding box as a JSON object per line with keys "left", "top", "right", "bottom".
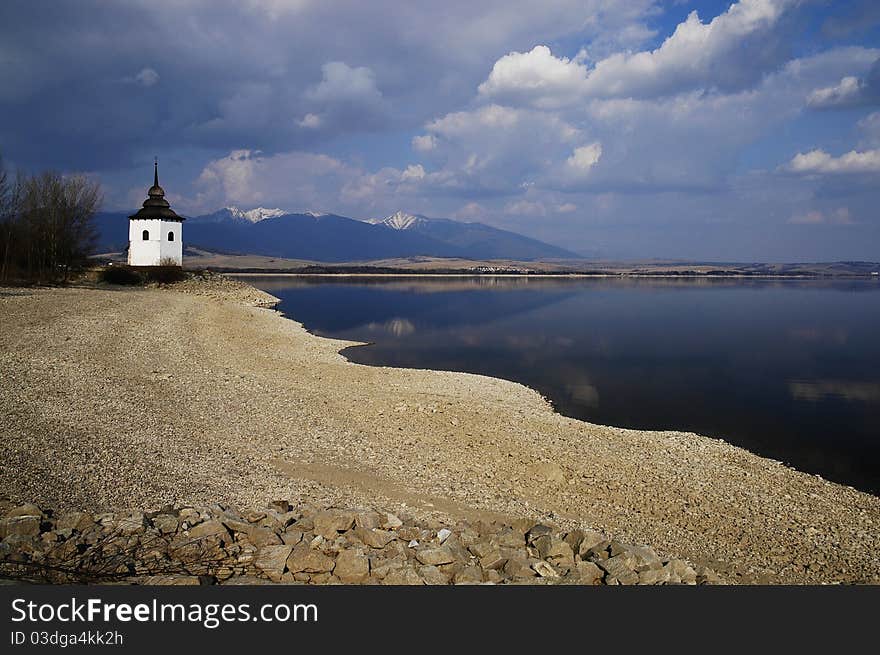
{"left": 247, "top": 276, "right": 880, "bottom": 494}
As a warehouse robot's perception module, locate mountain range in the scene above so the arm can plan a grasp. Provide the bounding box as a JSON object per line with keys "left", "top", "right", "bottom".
{"left": 93, "top": 208, "right": 582, "bottom": 261}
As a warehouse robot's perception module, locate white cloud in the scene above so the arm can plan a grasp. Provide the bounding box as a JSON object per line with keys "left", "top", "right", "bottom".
{"left": 412, "top": 134, "right": 437, "bottom": 152}
{"left": 401, "top": 164, "right": 426, "bottom": 181}
{"left": 806, "top": 58, "right": 879, "bottom": 108}
{"left": 298, "top": 113, "right": 323, "bottom": 128}
{"left": 788, "top": 148, "right": 880, "bottom": 174}
{"left": 556, "top": 202, "right": 577, "bottom": 213}
{"left": 807, "top": 76, "right": 863, "bottom": 108}
{"left": 858, "top": 111, "right": 880, "bottom": 146}
{"left": 473, "top": 0, "right": 797, "bottom": 109}
{"left": 582, "top": 0, "right": 795, "bottom": 98}
{"left": 306, "top": 61, "right": 385, "bottom": 108}
{"left": 478, "top": 45, "right": 589, "bottom": 108}
{"left": 194, "top": 148, "right": 349, "bottom": 210}
{"left": 566, "top": 143, "right": 602, "bottom": 172}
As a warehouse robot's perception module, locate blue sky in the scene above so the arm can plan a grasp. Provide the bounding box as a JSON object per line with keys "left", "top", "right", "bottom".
{"left": 1, "top": 0, "right": 879, "bottom": 260}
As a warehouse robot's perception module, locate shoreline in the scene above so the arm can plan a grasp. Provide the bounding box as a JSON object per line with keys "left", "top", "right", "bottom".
{"left": 227, "top": 272, "right": 880, "bottom": 279}
{"left": 1, "top": 276, "right": 878, "bottom": 584}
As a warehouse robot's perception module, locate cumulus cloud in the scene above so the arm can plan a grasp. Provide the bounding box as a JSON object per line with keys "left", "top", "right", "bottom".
{"left": 412, "top": 134, "right": 437, "bottom": 152}
{"left": 566, "top": 143, "right": 602, "bottom": 173}
{"left": 788, "top": 148, "right": 880, "bottom": 174}
{"left": 478, "top": 0, "right": 798, "bottom": 109}
{"left": 580, "top": 0, "right": 796, "bottom": 98}
{"left": 194, "top": 149, "right": 349, "bottom": 210}
{"left": 806, "top": 58, "right": 880, "bottom": 108}
{"left": 478, "top": 45, "right": 589, "bottom": 108}
{"left": 306, "top": 61, "right": 383, "bottom": 106}
{"left": 858, "top": 111, "right": 880, "bottom": 146}
{"left": 401, "top": 164, "right": 426, "bottom": 181}
{"left": 298, "top": 113, "right": 322, "bottom": 128}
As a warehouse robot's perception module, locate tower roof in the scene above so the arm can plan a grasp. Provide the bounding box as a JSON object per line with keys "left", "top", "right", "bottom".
{"left": 129, "top": 160, "right": 185, "bottom": 222}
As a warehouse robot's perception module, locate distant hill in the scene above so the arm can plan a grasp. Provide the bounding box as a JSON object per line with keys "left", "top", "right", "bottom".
{"left": 93, "top": 208, "right": 583, "bottom": 261}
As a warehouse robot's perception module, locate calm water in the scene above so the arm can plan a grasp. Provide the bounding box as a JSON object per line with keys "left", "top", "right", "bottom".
{"left": 248, "top": 276, "right": 880, "bottom": 494}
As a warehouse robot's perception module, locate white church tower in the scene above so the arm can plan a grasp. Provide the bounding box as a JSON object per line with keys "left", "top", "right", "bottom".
{"left": 128, "top": 160, "right": 185, "bottom": 266}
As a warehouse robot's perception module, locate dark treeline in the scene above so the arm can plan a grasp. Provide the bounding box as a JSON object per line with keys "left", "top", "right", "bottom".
{"left": 0, "top": 157, "right": 102, "bottom": 283}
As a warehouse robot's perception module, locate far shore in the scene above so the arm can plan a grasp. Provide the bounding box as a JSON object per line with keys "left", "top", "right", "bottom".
{"left": 1, "top": 274, "right": 878, "bottom": 584}
{"left": 224, "top": 271, "right": 880, "bottom": 279}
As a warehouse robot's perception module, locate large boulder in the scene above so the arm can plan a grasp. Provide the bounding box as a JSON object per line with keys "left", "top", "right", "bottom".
{"left": 254, "top": 544, "right": 293, "bottom": 582}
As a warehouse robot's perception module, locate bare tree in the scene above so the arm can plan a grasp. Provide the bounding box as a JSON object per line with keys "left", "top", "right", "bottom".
{"left": 0, "top": 165, "right": 102, "bottom": 283}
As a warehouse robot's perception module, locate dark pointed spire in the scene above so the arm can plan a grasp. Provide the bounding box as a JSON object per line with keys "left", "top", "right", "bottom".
{"left": 129, "top": 157, "right": 185, "bottom": 222}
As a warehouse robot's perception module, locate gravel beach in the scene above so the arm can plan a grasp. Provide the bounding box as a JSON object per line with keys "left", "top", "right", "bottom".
{"left": 1, "top": 276, "right": 877, "bottom": 584}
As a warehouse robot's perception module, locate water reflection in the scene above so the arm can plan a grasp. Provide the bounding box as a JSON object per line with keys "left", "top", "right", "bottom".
{"left": 247, "top": 276, "right": 880, "bottom": 493}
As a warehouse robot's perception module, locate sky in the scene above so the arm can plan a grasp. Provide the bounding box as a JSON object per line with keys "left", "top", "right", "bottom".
{"left": 1, "top": 0, "right": 879, "bottom": 261}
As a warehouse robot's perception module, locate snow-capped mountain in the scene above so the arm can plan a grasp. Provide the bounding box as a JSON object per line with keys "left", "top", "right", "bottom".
{"left": 224, "top": 206, "right": 287, "bottom": 223}
{"left": 368, "top": 210, "right": 428, "bottom": 230}
{"left": 94, "top": 207, "right": 582, "bottom": 261}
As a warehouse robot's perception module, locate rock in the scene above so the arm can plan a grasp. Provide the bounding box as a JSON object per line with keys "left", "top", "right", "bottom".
{"left": 314, "top": 510, "right": 356, "bottom": 538}
{"left": 354, "top": 511, "right": 381, "bottom": 529}
{"left": 186, "top": 520, "right": 230, "bottom": 543}
{"left": 494, "top": 528, "right": 525, "bottom": 548}
{"left": 527, "top": 524, "right": 553, "bottom": 543}
{"left": 468, "top": 542, "right": 495, "bottom": 559}
{"left": 353, "top": 527, "right": 396, "bottom": 549}
{"left": 221, "top": 519, "right": 251, "bottom": 534}
{"left": 578, "top": 530, "right": 610, "bottom": 558}
{"left": 249, "top": 526, "right": 282, "bottom": 547}
{"left": 281, "top": 528, "right": 304, "bottom": 546}
{"left": 437, "top": 528, "right": 452, "bottom": 544}
{"left": 453, "top": 566, "right": 483, "bottom": 585}
{"left": 143, "top": 575, "right": 201, "bottom": 585}
{"left": 416, "top": 546, "right": 456, "bottom": 566}
{"left": 0, "top": 515, "right": 41, "bottom": 540}
{"left": 382, "top": 565, "right": 424, "bottom": 585}
{"left": 56, "top": 511, "right": 91, "bottom": 532}
{"left": 478, "top": 546, "right": 507, "bottom": 571}
{"left": 533, "top": 561, "right": 560, "bottom": 578}
{"left": 638, "top": 568, "right": 671, "bottom": 585}
{"left": 254, "top": 544, "right": 293, "bottom": 582}
{"left": 598, "top": 554, "right": 639, "bottom": 585}
{"left": 419, "top": 565, "right": 449, "bottom": 585}
{"left": 5, "top": 504, "right": 42, "bottom": 519}
{"left": 697, "top": 566, "right": 722, "bottom": 585}
{"left": 545, "top": 539, "right": 575, "bottom": 567}
{"left": 381, "top": 513, "right": 403, "bottom": 530}
{"left": 665, "top": 559, "right": 698, "bottom": 584}
{"left": 117, "top": 513, "right": 146, "bottom": 536}
{"left": 244, "top": 510, "right": 266, "bottom": 523}
{"left": 286, "top": 545, "right": 335, "bottom": 574}
{"left": 153, "top": 515, "right": 179, "bottom": 535}
{"left": 574, "top": 561, "right": 604, "bottom": 584}
{"left": 563, "top": 530, "right": 585, "bottom": 554}
{"left": 629, "top": 545, "right": 663, "bottom": 572}
{"left": 269, "top": 500, "right": 290, "bottom": 513}
{"left": 334, "top": 549, "right": 370, "bottom": 583}
{"left": 504, "top": 557, "right": 537, "bottom": 579}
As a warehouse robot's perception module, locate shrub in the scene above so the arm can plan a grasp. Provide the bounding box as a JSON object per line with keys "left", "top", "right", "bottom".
{"left": 99, "top": 265, "right": 143, "bottom": 285}
{"left": 144, "top": 265, "right": 187, "bottom": 284}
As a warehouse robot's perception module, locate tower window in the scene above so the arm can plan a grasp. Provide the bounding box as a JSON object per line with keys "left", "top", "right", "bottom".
{"left": 142, "top": 230, "right": 149, "bottom": 240}
{"left": 168, "top": 231, "right": 174, "bottom": 241}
